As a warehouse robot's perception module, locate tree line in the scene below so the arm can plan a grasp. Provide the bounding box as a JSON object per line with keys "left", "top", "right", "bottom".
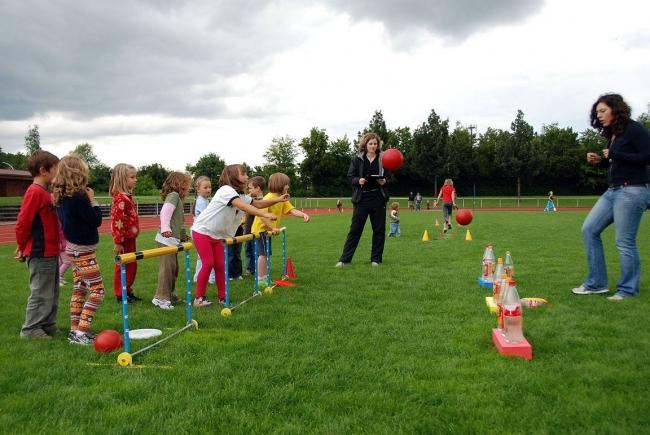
{"left": 4, "top": 105, "right": 649, "bottom": 198}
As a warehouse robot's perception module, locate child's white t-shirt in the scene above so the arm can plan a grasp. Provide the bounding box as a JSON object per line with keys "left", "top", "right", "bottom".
{"left": 191, "top": 185, "right": 252, "bottom": 240}
{"left": 194, "top": 195, "right": 210, "bottom": 218}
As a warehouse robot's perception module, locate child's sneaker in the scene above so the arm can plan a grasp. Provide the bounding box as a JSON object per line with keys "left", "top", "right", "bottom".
{"left": 218, "top": 298, "right": 226, "bottom": 305}
{"left": 193, "top": 297, "right": 214, "bottom": 307}
{"left": 59, "top": 279, "right": 68, "bottom": 286}
{"left": 152, "top": 298, "right": 174, "bottom": 310}
{"left": 68, "top": 330, "right": 93, "bottom": 346}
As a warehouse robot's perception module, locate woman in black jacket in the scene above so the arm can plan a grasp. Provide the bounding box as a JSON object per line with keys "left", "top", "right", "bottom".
{"left": 572, "top": 94, "right": 650, "bottom": 301}
{"left": 336, "top": 132, "right": 389, "bottom": 267}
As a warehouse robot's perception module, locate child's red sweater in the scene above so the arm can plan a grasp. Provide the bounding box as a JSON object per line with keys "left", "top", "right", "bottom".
{"left": 110, "top": 192, "right": 140, "bottom": 244}
{"left": 15, "top": 183, "right": 60, "bottom": 257}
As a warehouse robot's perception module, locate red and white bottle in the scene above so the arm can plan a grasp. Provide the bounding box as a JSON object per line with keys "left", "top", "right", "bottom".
{"left": 482, "top": 245, "right": 495, "bottom": 282}
{"left": 502, "top": 278, "right": 525, "bottom": 343}
{"left": 504, "top": 251, "right": 515, "bottom": 278}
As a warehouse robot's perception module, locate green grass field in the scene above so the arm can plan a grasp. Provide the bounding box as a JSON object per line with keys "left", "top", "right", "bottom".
{"left": 1, "top": 211, "right": 649, "bottom": 433}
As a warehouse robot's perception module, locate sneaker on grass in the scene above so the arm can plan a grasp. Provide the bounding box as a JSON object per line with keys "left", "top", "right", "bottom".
{"left": 68, "top": 330, "right": 93, "bottom": 346}
{"left": 571, "top": 285, "right": 609, "bottom": 295}
{"left": 152, "top": 298, "right": 174, "bottom": 310}
{"left": 193, "top": 297, "right": 214, "bottom": 307}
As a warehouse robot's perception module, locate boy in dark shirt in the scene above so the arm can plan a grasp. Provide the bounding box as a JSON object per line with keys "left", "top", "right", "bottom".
{"left": 15, "top": 150, "right": 60, "bottom": 338}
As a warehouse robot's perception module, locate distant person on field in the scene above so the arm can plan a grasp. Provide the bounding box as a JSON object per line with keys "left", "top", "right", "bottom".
{"left": 336, "top": 198, "right": 343, "bottom": 213}
{"left": 192, "top": 176, "right": 215, "bottom": 285}
{"left": 252, "top": 172, "right": 310, "bottom": 282}
{"left": 15, "top": 150, "right": 60, "bottom": 339}
{"left": 408, "top": 191, "right": 415, "bottom": 211}
{"left": 572, "top": 93, "right": 650, "bottom": 301}
{"left": 110, "top": 163, "right": 142, "bottom": 303}
{"left": 54, "top": 155, "right": 105, "bottom": 345}
{"left": 192, "top": 165, "right": 284, "bottom": 306}
{"left": 544, "top": 190, "right": 557, "bottom": 212}
{"left": 336, "top": 132, "right": 390, "bottom": 267}
{"left": 388, "top": 201, "right": 401, "bottom": 237}
{"left": 434, "top": 179, "right": 457, "bottom": 233}
{"left": 415, "top": 192, "right": 422, "bottom": 211}
{"left": 426, "top": 199, "right": 431, "bottom": 210}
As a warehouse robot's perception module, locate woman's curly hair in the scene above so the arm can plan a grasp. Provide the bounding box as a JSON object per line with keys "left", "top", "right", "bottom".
{"left": 52, "top": 154, "right": 90, "bottom": 206}
{"left": 358, "top": 132, "right": 383, "bottom": 153}
{"left": 590, "top": 93, "right": 631, "bottom": 138}
{"left": 161, "top": 171, "right": 191, "bottom": 200}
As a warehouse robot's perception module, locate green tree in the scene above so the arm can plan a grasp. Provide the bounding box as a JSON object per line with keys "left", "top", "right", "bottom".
{"left": 185, "top": 154, "right": 224, "bottom": 189}
{"left": 263, "top": 136, "right": 299, "bottom": 181}
{"left": 133, "top": 174, "right": 158, "bottom": 196}
{"left": 535, "top": 124, "right": 581, "bottom": 193}
{"left": 476, "top": 128, "right": 511, "bottom": 195}
{"left": 299, "top": 128, "right": 331, "bottom": 196}
{"left": 138, "top": 163, "right": 171, "bottom": 190}
{"left": 638, "top": 103, "right": 650, "bottom": 129}
{"left": 445, "top": 123, "right": 476, "bottom": 184}
{"left": 497, "top": 110, "right": 536, "bottom": 197}
{"left": 24, "top": 125, "right": 41, "bottom": 155}
{"left": 0, "top": 148, "right": 28, "bottom": 170}
{"left": 71, "top": 143, "right": 100, "bottom": 168}
{"left": 410, "top": 109, "right": 449, "bottom": 192}
{"left": 90, "top": 164, "right": 111, "bottom": 193}
{"left": 578, "top": 129, "right": 607, "bottom": 190}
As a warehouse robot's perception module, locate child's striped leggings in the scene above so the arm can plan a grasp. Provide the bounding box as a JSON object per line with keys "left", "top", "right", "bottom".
{"left": 66, "top": 243, "right": 105, "bottom": 333}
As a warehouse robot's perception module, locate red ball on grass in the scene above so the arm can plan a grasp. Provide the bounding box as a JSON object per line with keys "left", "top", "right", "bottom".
{"left": 94, "top": 329, "right": 123, "bottom": 353}
{"left": 455, "top": 208, "right": 473, "bottom": 226}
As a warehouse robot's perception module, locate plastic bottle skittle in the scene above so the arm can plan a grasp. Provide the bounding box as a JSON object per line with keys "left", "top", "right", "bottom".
{"left": 482, "top": 245, "right": 495, "bottom": 282}
{"left": 504, "top": 251, "right": 514, "bottom": 278}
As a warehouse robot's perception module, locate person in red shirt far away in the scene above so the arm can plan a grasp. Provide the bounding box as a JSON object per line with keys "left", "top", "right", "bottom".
{"left": 434, "top": 178, "right": 457, "bottom": 233}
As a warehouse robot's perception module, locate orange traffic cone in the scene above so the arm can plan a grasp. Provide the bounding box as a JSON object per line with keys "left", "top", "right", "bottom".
{"left": 435, "top": 219, "right": 440, "bottom": 227}
{"left": 286, "top": 257, "right": 297, "bottom": 279}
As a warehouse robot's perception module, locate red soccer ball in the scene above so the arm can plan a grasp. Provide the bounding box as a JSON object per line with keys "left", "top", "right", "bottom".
{"left": 455, "top": 208, "right": 473, "bottom": 226}
{"left": 381, "top": 148, "right": 404, "bottom": 171}
{"left": 94, "top": 329, "right": 124, "bottom": 353}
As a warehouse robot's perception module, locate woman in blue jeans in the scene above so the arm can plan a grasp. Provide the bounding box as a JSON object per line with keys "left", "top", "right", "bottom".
{"left": 572, "top": 94, "right": 650, "bottom": 300}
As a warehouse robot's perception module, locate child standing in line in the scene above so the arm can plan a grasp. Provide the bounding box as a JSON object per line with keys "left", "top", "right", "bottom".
{"left": 15, "top": 150, "right": 60, "bottom": 339}
{"left": 388, "top": 202, "right": 401, "bottom": 237}
{"left": 251, "top": 172, "right": 310, "bottom": 282}
{"left": 153, "top": 172, "right": 192, "bottom": 310}
{"left": 336, "top": 199, "right": 343, "bottom": 213}
{"left": 544, "top": 191, "right": 557, "bottom": 212}
{"left": 53, "top": 155, "right": 104, "bottom": 345}
{"left": 243, "top": 176, "right": 266, "bottom": 276}
{"left": 58, "top": 225, "right": 72, "bottom": 286}
{"left": 191, "top": 164, "right": 285, "bottom": 307}
{"left": 110, "top": 163, "right": 141, "bottom": 303}
{"left": 192, "top": 176, "right": 215, "bottom": 285}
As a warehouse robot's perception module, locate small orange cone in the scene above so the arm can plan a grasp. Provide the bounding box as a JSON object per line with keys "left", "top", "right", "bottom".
{"left": 435, "top": 219, "right": 440, "bottom": 227}
{"left": 422, "top": 230, "right": 430, "bottom": 241}
{"left": 286, "top": 257, "right": 297, "bottom": 279}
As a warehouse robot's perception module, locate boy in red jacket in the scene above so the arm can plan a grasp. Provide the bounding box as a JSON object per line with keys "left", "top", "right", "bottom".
{"left": 15, "top": 150, "right": 60, "bottom": 339}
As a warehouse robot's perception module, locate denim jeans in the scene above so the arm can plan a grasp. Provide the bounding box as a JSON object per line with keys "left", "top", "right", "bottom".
{"left": 581, "top": 185, "right": 649, "bottom": 296}
{"left": 388, "top": 222, "right": 400, "bottom": 237}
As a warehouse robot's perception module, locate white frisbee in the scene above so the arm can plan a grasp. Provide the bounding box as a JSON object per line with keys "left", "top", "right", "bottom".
{"left": 129, "top": 329, "right": 162, "bottom": 340}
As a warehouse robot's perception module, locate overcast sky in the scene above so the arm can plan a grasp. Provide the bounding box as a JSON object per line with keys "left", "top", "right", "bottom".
{"left": 1, "top": 0, "right": 649, "bottom": 170}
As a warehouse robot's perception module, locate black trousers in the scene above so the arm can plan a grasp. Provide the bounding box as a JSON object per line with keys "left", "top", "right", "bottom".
{"left": 339, "top": 190, "right": 386, "bottom": 263}
{"left": 228, "top": 225, "right": 244, "bottom": 278}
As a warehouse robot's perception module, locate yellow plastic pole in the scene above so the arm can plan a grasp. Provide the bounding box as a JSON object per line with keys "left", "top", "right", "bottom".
{"left": 115, "top": 242, "right": 194, "bottom": 265}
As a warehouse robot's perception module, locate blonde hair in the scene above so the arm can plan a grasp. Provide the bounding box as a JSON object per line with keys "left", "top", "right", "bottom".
{"left": 358, "top": 132, "right": 383, "bottom": 153}
{"left": 109, "top": 163, "right": 137, "bottom": 195}
{"left": 268, "top": 172, "right": 290, "bottom": 194}
{"left": 391, "top": 201, "right": 399, "bottom": 210}
{"left": 52, "top": 154, "right": 90, "bottom": 206}
{"left": 218, "top": 164, "right": 246, "bottom": 192}
{"left": 161, "top": 171, "right": 192, "bottom": 200}
{"left": 195, "top": 176, "right": 211, "bottom": 192}
{"left": 444, "top": 178, "right": 454, "bottom": 186}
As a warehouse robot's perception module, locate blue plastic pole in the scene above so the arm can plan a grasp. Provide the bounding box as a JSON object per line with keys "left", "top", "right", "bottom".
{"left": 224, "top": 242, "right": 230, "bottom": 307}
{"left": 253, "top": 237, "right": 259, "bottom": 293}
{"left": 120, "top": 264, "right": 131, "bottom": 353}
{"left": 185, "top": 250, "right": 192, "bottom": 324}
{"left": 282, "top": 231, "right": 287, "bottom": 277}
{"left": 266, "top": 235, "right": 271, "bottom": 287}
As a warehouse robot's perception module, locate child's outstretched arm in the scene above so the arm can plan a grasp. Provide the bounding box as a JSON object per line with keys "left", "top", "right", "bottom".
{"left": 252, "top": 193, "right": 289, "bottom": 209}
{"left": 232, "top": 198, "right": 277, "bottom": 222}
{"left": 289, "top": 208, "right": 310, "bottom": 222}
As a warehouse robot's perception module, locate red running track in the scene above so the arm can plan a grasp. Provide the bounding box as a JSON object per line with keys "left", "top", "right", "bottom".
{"left": 0, "top": 208, "right": 346, "bottom": 246}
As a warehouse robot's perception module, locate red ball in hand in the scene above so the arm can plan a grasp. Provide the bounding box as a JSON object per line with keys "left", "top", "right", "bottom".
{"left": 381, "top": 148, "right": 404, "bottom": 171}
{"left": 455, "top": 208, "right": 473, "bottom": 226}
{"left": 94, "top": 329, "right": 123, "bottom": 353}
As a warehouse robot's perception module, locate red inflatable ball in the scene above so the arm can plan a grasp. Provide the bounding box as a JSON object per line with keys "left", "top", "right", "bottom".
{"left": 94, "top": 329, "right": 124, "bottom": 353}
{"left": 455, "top": 208, "right": 473, "bottom": 226}
{"left": 381, "top": 148, "right": 404, "bottom": 171}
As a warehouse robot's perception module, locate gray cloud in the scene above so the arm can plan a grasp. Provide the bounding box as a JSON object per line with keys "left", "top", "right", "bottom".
{"left": 323, "top": 0, "right": 545, "bottom": 40}
{"left": 0, "top": 0, "right": 545, "bottom": 122}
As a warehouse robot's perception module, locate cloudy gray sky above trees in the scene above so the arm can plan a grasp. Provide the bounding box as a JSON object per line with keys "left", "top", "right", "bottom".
{"left": 1, "top": 0, "right": 648, "bottom": 169}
